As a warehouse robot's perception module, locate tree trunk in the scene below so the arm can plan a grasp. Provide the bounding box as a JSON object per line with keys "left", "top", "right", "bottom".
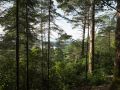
{"left": 47, "top": 0, "right": 51, "bottom": 89}
{"left": 16, "top": 0, "right": 20, "bottom": 89}
{"left": 81, "top": 16, "right": 86, "bottom": 57}
{"left": 85, "top": 12, "right": 90, "bottom": 80}
{"left": 25, "top": 0, "right": 29, "bottom": 90}
{"left": 115, "top": 0, "right": 120, "bottom": 79}
{"left": 88, "top": 0, "right": 95, "bottom": 75}
{"left": 41, "top": 14, "right": 44, "bottom": 90}
{"left": 110, "top": 1, "right": 120, "bottom": 90}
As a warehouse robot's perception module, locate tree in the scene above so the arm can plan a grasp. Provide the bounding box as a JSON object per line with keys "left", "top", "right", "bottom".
{"left": 87, "top": 0, "right": 95, "bottom": 75}
{"left": 111, "top": 0, "right": 120, "bottom": 89}
{"left": 16, "top": 0, "right": 19, "bottom": 89}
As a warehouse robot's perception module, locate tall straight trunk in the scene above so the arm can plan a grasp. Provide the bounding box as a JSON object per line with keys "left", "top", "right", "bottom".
{"left": 85, "top": 12, "right": 90, "bottom": 80}
{"left": 110, "top": 1, "right": 120, "bottom": 89}
{"left": 115, "top": 0, "right": 120, "bottom": 79}
{"left": 88, "top": 0, "right": 95, "bottom": 75}
{"left": 47, "top": 0, "right": 51, "bottom": 89}
{"left": 81, "top": 16, "right": 86, "bottom": 57}
{"left": 25, "top": 0, "right": 29, "bottom": 90}
{"left": 108, "top": 30, "right": 111, "bottom": 53}
{"left": 16, "top": 0, "right": 19, "bottom": 90}
{"left": 40, "top": 9, "right": 44, "bottom": 89}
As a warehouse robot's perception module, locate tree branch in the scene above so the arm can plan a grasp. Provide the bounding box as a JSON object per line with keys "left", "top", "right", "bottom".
{"left": 102, "top": 0, "right": 120, "bottom": 13}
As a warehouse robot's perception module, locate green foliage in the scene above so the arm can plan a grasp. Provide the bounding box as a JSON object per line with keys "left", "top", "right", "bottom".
{"left": 88, "top": 70, "right": 108, "bottom": 86}
{"left": 50, "top": 60, "right": 84, "bottom": 90}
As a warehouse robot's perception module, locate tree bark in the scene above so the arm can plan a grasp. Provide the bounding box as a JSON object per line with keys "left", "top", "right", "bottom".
{"left": 25, "top": 0, "right": 29, "bottom": 90}
{"left": 81, "top": 16, "right": 86, "bottom": 57}
{"left": 16, "top": 0, "right": 20, "bottom": 89}
{"left": 39, "top": 1, "right": 44, "bottom": 89}
{"left": 47, "top": 0, "right": 51, "bottom": 89}
{"left": 85, "top": 12, "right": 90, "bottom": 80}
{"left": 115, "top": 0, "right": 120, "bottom": 79}
{"left": 88, "top": 0, "right": 95, "bottom": 75}
{"left": 110, "top": 1, "right": 120, "bottom": 90}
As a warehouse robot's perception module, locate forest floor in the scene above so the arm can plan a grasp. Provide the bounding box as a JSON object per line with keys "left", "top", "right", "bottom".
{"left": 75, "top": 85, "right": 111, "bottom": 90}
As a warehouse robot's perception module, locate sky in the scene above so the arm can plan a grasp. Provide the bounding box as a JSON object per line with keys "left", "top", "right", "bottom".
{"left": 0, "top": 26, "right": 4, "bottom": 34}
{"left": 53, "top": 17, "right": 82, "bottom": 40}
{"left": 51, "top": 0, "right": 83, "bottom": 40}
{"left": 0, "top": 2, "right": 13, "bottom": 35}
